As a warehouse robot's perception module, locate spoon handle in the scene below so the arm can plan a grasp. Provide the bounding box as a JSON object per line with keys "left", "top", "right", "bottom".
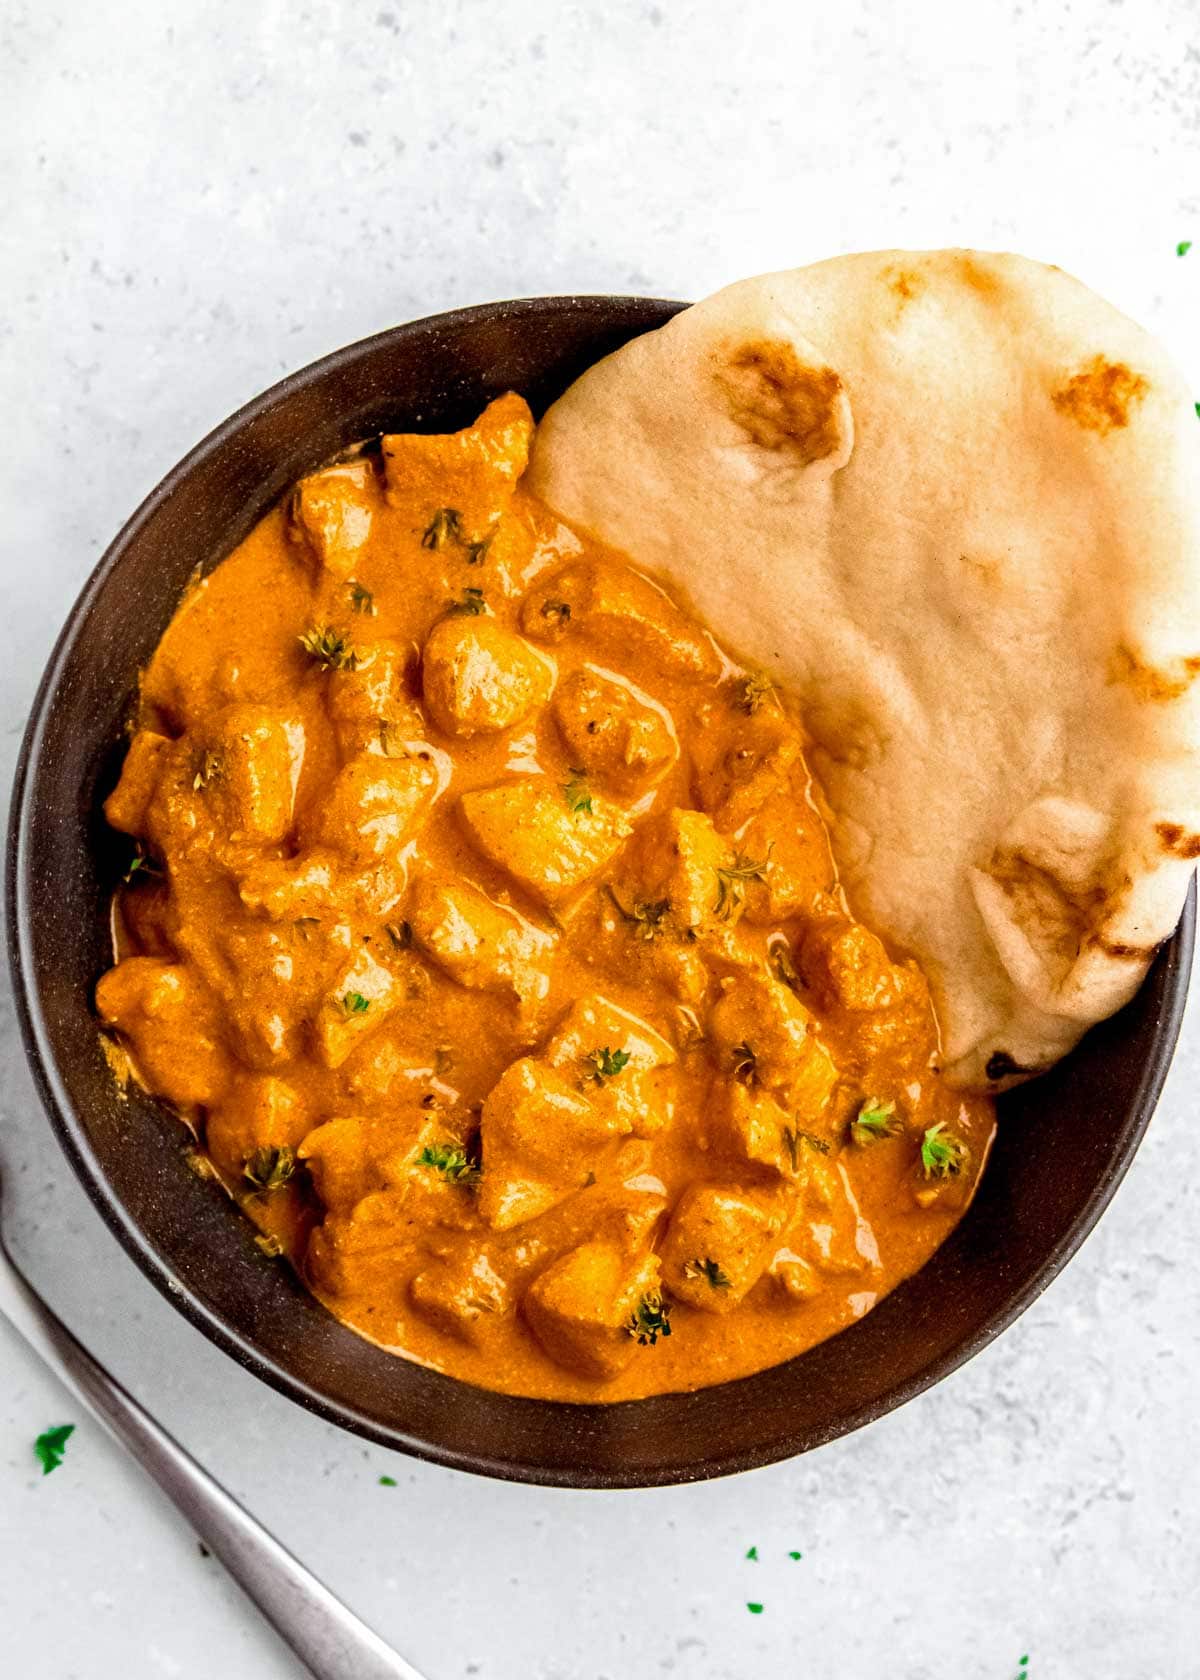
{"left": 0, "top": 1240, "right": 427, "bottom": 1680}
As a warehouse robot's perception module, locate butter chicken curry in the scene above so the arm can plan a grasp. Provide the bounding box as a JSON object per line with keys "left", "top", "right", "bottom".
{"left": 96, "top": 394, "right": 994, "bottom": 1401}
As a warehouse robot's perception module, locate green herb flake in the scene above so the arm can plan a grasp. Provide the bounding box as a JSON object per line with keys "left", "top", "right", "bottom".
{"left": 379, "top": 1474, "right": 398, "bottom": 1487}
{"left": 377, "top": 717, "right": 408, "bottom": 758}
{"left": 730, "top": 1042, "right": 758, "bottom": 1085}
{"left": 920, "top": 1121, "right": 968, "bottom": 1179}
{"left": 1178, "top": 240, "right": 1192, "bottom": 257}
{"left": 421, "top": 507, "right": 464, "bottom": 550}
{"left": 563, "top": 768, "right": 594, "bottom": 814}
{"left": 714, "top": 847, "right": 772, "bottom": 920}
{"left": 607, "top": 888, "right": 671, "bottom": 941}
{"left": 769, "top": 939, "right": 800, "bottom": 990}
{"left": 341, "top": 991, "right": 370, "bottom": 1017}
{"left": 415, "top": 1141, "right": 481, "bottom": 1186}
{"left": 465, "top": 536, "right": 492, "bottom": 566}
{"left": 782, "top": 1125, "right": 831, "bottom": 1172}
{"left": 124, "top": 851, "right": 162, "bottom": 886}
{"left": 348, "top": 578, "right": 377, "bottom": 616}
{"left": 627, "top": 1291, "right": 672, "bottom": 1346}
{"left": 583, "top": 1045, "right": 632, "bottom": 1084}
{"left": 299, "top": 624, "right": 360, "bottom": 671}
{"left": 685, "top": 1257, "right": 733, "bottom": 1290}
{"left": 851, "top": 1097, "right": 899, "bottom": 1146}
{"left": 34, "top": 1423, "right": 75, "bottom": 1476}
{"left": 745, "top": 1545, "right": 759, "bottom": 1560}
{"left": 788, "top": 1550, "right": 802, "bottom": 1560}
{"left": 243, "top": 1145, "right": 297, "bottom": 1192}
{"left": 192, "top": 749, "right": 224, "bottom": 792}
{"left": 446, "top": 586, "right": 486, "bottom": 616}
{"left": 746, "top": 1602, "right": 764, "bottom": 1615}
{"left": 734, "top": 671, "right": 774, "bottom": 714}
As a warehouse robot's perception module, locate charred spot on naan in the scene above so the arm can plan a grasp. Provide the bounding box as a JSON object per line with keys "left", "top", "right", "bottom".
{"left": 1089, "top": 934, "right": 1160, "bottom": 960}
{"left": 1108, "top": 643, "right": 1200, "bottom": 703}
{"left": 1051, "top": 356, "right": 1149, "bottom": 435}
{"left": 882, "top": 266, "right": 924, "bottom": 314}
{"left": 984, "top": 1050, "right": 1038, "bottom": 1083}
{"left": 714, "top": 339, "right": 852, "bottom": 469}
{"left": 1155, "top": 821, "right": 1200, "bottom": 859}
{"left": 955, "top": 253, "right": 1005, "bottom": 299}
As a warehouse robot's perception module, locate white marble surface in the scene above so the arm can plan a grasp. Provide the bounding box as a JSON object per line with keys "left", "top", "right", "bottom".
{"left": 3, "top": 2, "right": 1200, "bottom": 1676}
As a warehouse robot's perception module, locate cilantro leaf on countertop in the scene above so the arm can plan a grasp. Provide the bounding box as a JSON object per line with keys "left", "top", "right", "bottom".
{"left": 34, "top": 1423, "right": 75, "bottom": 1476}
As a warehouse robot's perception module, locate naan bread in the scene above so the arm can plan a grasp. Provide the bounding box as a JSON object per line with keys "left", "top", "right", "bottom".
{"left": 528, "top": 250, "right": 1200, "bottom": 1088}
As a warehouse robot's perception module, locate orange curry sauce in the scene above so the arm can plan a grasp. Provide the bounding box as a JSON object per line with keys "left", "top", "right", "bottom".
{"left": 96, "top": 393, "right": 994, "bottom": 1401}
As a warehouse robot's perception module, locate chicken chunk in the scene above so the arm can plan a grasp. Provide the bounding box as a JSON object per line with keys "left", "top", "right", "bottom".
{"left": 421, "top": 614, "right": 552, "bottom": 738}
{"left": 459, "top": 778, "right": 632, "bottom": 908}
{"left": 382, "top": 393, "right": 533, "bottom": 543}
{"left": 478, "top": 1057, "right": 625, "bottom": 1230}
{"left": 95, "top": 957, "right": 229, "bottom": 1108}
{"left": 407, "top": 875, "right": 555, "bottom": 1006}
{"left": 523, "top": 1242, "right": 663, "bottom": 1379}
{"left": 194, "top": 705, "right": 305, "bottom": 846}
{"left": 521, "top": 559, "right": 723, "bottom": 682}
{"left": 660, "top": 1184, "right": 781, "bottom": 1314}
{"left": 693, "top": 702, "right": 806, "bottom": 830}
{"left": 311, "top": 947, "right": 398, "bottom": 1069}
{"left": 326, "top": 643, "right": 424, "bottom": 758}
{"left": 288, "top": 459, "right": 377, "bottom": 578}
{"left": 205, "top": 1075, "right": 310, "bottom": 1181}
{"left": 409, "top": 1248, "right": 508, "bottom": 1346}
{"left": 188, "top": 918, "right": 313, "bottom": 1070}
{"left": 306, "top": 1176, "right": 473, "bottom": 1299}
{"left": 710, "top": 973, "right": 839, "bottom": 1125}
{"left": 771, "top": 1158, "right": 880, "bottom": 1284}
{"left": 551, "top": 667, "right": 676, "bottom": 793}
{"left": 632, "top": 808, "right": 744, "bottom": 937}
{"left": 311, "top": 750, "right": 440, "bottom": 867}
{"left": 299, "top": 1114, "right": 401, "bottom": 1212}
{"left": 799, "top": 919, "right": 933, "bottom": 1059}
{"left": 105, "top": 730, "right": 172, "bottom": 836}
{"left": 706, "top": 1081, "right": 802, "bottom": 1179}
{"left": 731, "top": 788, "right": 837, "bottom": 924}
{"left": 542, "top": 993, "right": 676, "bottom": 1139}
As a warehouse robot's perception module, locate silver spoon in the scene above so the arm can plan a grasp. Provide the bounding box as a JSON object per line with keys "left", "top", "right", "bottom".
{"left": 0, "top": 1185, "right": 427, "bottom": 1680}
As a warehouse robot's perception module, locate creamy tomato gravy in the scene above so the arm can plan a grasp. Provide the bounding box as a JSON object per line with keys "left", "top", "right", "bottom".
{"left": 96, "top": 393, "right": 994, "bottom": 1401}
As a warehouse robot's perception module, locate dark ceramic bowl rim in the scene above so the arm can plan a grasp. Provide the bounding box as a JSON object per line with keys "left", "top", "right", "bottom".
{"left": 7, "top": 296, "right": 1196, "bottom": 1487}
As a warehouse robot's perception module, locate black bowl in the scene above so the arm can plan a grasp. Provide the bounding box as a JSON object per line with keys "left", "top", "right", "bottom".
{"left": 7, "top": 297, "right": 1195, "bottom": 1487}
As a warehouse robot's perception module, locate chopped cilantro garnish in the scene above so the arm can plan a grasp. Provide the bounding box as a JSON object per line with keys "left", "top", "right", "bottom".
{"left": 920, "top": 1121, "right": 968, "bottom": 1179}
{"left": 243, "top": 1145, "right": 297, "bottom": 1192}
{"left": 34, "top": 1424, "right": 75, "bottom": 1476}
{"left": 627, "top": 1292, "right": 672, "bottom": 1345}
{"left": 851, "top": 1098, "right": 899, "bottom": 1145}
{"left": 563, "top": 768, "right": 593, "bottom": 814}
{"left": 415, "top": 1141, "right": 481, "bottom": 1185}
{"left": 583, "top": 1045, "right": 631, "bottom": 1083}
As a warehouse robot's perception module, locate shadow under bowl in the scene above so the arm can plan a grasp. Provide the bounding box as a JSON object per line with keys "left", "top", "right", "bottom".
{"left": 7, "top": 296, "right": 1194, "bottom": 1486}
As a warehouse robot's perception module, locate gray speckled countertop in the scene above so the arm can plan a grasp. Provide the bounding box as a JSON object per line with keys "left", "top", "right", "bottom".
{"left": 2, "top": 4, "right": 1199, "bottom": 1676}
